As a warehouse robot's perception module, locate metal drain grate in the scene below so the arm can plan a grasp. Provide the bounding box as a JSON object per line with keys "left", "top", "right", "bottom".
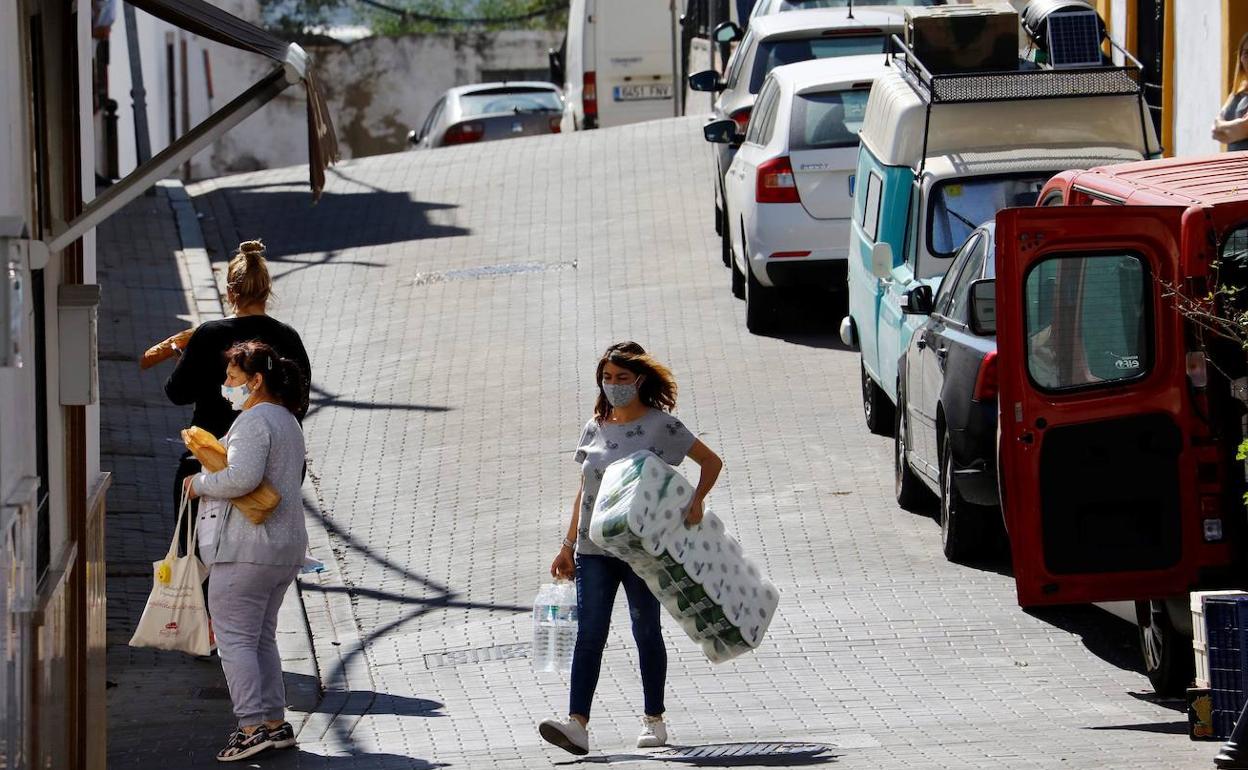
{"left": 410, "top": 260, "right": 576, "bottom": 286}
{"left": 655, "top": 743, "right": 836, "bottom": 762}
{"left": 423, "top": 642, "right": 530, "bottom": 669}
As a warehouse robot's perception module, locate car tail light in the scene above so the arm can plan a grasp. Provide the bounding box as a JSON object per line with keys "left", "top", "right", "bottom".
{"left": 756, "top": 156, "right": 800, "bottom": 204}
{"left": 730, "top": 107, "right": 752, "bottom": 134}
{"left": 973, "top": 350, "right": 998, "bottom": 400}
{"left": 549, "top": 116, "right": 562, "bottom": 133}
{"left": 584, "top": 72, "right": 597, "bottom": 118}
{"left": 444, "top": 122, "right": 485, "bottom": 145}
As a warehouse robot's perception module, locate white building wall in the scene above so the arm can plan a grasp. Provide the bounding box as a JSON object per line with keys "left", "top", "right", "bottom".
{"left": 1173, "top": 0, "right": 1225, "bottom": 158}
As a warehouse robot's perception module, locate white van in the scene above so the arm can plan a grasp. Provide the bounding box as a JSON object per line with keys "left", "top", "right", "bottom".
{"left": 561, "top": 0, "right": 677, "bottom": 130}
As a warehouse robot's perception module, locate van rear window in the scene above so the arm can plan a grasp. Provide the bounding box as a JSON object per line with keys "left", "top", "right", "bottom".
{"left": 789, "top": 88, "right": 870, "bottom": 150}
{"left": 749, "top": 36, "right": 887, "bottom": 93}
{"left": 1024, "top": 254, "right": 1150, "bottom": 391}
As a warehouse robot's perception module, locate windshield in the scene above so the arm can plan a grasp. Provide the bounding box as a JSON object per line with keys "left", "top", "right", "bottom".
{"left": 778, "top": 0, "right": 943, "bottom": 8}
{"left": 749, "top": 35, "right": 888, "bottom": 93}
{"left": 789, "top": 88, "right": 870, "bottom": 150}
{"left": 928, "top": 174, "right": 1050, "bottom": 257}
{"left": 459, "top": 89, "right": 562, "bottom": 116}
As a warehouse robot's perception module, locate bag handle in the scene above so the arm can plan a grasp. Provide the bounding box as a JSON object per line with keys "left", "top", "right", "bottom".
{"left": 166, "top": 486, "right": 200, "bottom": 561}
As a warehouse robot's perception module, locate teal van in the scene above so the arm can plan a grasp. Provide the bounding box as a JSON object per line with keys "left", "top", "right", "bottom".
{"left": 841, "top": 43, "right": 1158, "bottom": 435}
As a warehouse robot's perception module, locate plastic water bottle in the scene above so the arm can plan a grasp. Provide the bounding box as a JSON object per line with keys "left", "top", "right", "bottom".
{"left": 532, "top": 581, "right": 578, "bottom": 673}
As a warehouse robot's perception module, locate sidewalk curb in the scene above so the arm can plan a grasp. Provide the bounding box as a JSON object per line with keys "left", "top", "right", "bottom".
{"left": 163, "top": 179, "right": 325, "bottom": 736}
{"left": 182, "top": 181, "right": 372, "bottom": 750}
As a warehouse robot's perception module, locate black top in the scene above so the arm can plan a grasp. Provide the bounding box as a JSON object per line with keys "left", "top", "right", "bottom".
{"left": 165, "top": 315, "right": 312, "bottom": 438}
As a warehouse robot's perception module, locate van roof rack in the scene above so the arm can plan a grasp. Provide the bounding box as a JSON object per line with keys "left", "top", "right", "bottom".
{"left": 884, "top": 34, "right": 1155, "bottom": 171}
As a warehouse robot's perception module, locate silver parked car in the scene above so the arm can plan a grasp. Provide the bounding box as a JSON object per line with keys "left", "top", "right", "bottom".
{"left": 408, "top": 82, "right": 564, "bottom": 149}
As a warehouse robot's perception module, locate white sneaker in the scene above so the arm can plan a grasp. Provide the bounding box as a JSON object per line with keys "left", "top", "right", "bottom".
{"left": 538, "top": 716, "right": 589, "bottom": 755}
{"left": 636, "top": 715, "right": 668, "bottom": 748}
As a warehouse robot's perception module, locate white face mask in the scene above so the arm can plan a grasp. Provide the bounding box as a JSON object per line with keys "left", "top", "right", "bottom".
{"left": 221, "top": 382, "right": 251, "bottom": 411}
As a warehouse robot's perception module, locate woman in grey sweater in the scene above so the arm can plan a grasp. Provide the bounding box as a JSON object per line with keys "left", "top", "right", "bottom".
{"left": 184, "top": 340, "right": 309, "bottom": 762}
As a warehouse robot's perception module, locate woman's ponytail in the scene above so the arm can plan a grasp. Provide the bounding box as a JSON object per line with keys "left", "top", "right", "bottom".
{"left": 226, "top": 239, "right": 273, "bottom": 309}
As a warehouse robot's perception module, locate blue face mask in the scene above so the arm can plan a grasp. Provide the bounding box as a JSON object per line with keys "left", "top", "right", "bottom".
{"left": 221, "top": 383, "right": 251, "bottom": 411}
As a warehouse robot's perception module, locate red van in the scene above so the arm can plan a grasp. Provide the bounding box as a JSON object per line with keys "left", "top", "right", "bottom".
{"left": 990, "top": 152, "right": 1248, "bottom": 693}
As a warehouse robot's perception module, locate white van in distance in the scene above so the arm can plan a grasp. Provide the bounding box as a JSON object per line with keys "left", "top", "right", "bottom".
{"left": 560, "top": 0, "right": 677, "bottom": 130}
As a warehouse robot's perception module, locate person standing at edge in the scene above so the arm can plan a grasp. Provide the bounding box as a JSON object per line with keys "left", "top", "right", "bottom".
{"left": 1213, "top": 33, "right": 1248, "bottom": 151}
{"left": 184, "top": 341, "right": 309, "bottom": 762}
{"left": 539, "top": 342, "right": 724, "bottom": 756}
{"left": 165, "top": 240, "right": 311, "bottom": 551}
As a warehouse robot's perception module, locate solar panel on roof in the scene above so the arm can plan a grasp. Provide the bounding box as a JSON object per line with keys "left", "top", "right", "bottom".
{"left": 1046, "top": 9, "right": 1103, "bottom": 68}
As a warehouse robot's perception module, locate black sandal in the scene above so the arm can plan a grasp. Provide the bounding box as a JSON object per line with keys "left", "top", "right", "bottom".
{"left": 216, "top": 726, "right": 274, "bottom": 762}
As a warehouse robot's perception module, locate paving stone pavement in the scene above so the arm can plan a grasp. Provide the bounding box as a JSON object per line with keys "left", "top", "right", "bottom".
{"left": 185, "top": 117, "right": 1216, "bottom": 769}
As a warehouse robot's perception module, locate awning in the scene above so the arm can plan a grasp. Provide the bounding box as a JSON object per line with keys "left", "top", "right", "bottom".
{"left": 46, "top": 0, "right": 339, "bottom": 254}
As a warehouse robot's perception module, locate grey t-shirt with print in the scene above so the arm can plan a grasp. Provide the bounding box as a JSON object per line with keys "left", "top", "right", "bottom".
{"left": 573, "top": 409, "right": 698, "bottom": 557}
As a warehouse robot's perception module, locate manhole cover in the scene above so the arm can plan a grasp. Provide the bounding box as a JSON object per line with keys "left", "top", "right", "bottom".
{"left": 423, "top": 642, "right": 529, "bottom": 669}
{"left": 656, "top": 743, "right": 835, "bottom": 761}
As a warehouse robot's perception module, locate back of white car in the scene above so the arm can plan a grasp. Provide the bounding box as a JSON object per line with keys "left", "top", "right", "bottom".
{"left": 563, "top": 0, "right": 675, "bottom": 130}
{"left": 722, "top": 54, "right": 888, "bottom": 333}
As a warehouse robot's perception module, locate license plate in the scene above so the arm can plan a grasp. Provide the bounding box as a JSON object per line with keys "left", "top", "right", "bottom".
{"left": 613, "top": 83, "right": 673, "bottom": 102}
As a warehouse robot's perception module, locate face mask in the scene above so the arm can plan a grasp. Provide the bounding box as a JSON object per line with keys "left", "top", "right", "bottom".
{"left": 221, "top": 383, "right": 251, "bottom": 411}
{"left": 603, "top": 381, "right": 639, "bottom": 408}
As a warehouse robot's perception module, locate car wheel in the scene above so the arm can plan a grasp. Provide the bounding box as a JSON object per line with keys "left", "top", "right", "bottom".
{"left": 861, "top": 359, "right": 894, "bottom": 437}
{"left": 895, "top": 385, "right": 933, "bottom": 511}
{"left": 745, "top": 263, "right": 779, "bottom": 334}
{"left": 715, "top": 202, "right": 724, "bottom": 238}
{"left": 1136, "top": 600, "right": 1194, "bottom": 697}
{"left": 731, "top": 255, "right": 745, "bottom": 299}
{"left": 940, "top": 437, "right": 987, "bottom": 563}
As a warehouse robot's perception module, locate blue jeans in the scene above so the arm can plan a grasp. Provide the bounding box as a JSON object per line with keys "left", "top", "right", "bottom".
{"left": 570, "top": 554, "right": 667, "bottom": 720}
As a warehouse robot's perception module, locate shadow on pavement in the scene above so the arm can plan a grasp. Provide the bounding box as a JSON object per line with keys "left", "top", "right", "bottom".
{"left": 1087, "top": 721, "right": 1188, "bottom": 735}
{"left": 305, "top": 383, "right": 453, "bottom": 420}
{"left": 218, "top": 189, "right": 469, "bottom": 259}
{"left": 559, "top": 742, "right": 840, "bottom": 766}
{"left": 1026, "top": 604, "right": 1144, "bottom": 674}
{"left": 248, "top": 750, "right": 450, "bottom": 769}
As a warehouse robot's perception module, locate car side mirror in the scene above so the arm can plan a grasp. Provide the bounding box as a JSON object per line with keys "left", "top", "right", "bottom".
{"left": 703, "top": 118, "right": 741, "bottom": 145}
{"left": 713, "top": 21, "right": 743, "bottom": 44}
{"left": 901, "top": 284, "right": 933, "bottom": 315}
{"left": 689, "top": 70, "right": 725, "bottom": 93}
{"left": 870, "top": 242, "right": 893, "bottom": 280}
{"left": 968, "top": 279, "right": 996, "bottom": 335}
{"left": 407, "top": 129, "right": 419, "bottom": 146}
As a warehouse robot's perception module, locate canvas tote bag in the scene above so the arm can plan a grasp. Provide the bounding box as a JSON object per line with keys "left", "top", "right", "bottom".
{"left": 129, "top": 490, "right": 211, "bottom": 656}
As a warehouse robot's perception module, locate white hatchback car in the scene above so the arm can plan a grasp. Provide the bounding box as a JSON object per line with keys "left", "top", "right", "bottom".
{"left": 707, "top": 54, "right": 889, "bottom": 334}
{"left": 749, "top": 0, "right": 947, "bottom": 20}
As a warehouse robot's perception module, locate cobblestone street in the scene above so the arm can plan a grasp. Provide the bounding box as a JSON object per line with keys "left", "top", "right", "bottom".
{"left": 97, "top": 116, "right": 1214, "bottom": 768}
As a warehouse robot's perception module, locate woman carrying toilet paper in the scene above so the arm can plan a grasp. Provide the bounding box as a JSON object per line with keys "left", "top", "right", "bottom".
{"left": 539, "top": 341, "right": 723, "bottom": 756}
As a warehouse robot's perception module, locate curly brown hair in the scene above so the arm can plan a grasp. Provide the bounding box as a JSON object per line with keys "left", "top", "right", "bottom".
{"left": 593, "top": 341, "right": 678, "bottom": 423}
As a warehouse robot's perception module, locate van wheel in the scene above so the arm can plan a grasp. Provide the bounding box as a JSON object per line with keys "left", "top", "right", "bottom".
{"left": 745, "top": 265, "right": 779, "bottom": 334}
{"left": 1136, "top": 600, "right": 1194, "bottom": 697}
{"left": 731, "top": 256, "right": 745, "bottom": 299}
{"left": 940, "top": 438, "right": 987, "bottom": 563}
{"left": 861, "top": 359, "right": 894, "bottom": 436}
{"left": 895, "top": 385, "right": 932, "bottom": 511}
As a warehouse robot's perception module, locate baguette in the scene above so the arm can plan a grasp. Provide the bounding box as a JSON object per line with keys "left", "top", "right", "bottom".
{"left": 181, "top": 426, "right": 282, "bottom": 525}
{"left": 141, "top": 328, "right": 195, "bottom": 370}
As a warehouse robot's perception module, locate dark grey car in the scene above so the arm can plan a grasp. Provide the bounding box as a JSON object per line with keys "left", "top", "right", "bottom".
{"left": 895, "top": 223, "right": 1002, "bottom": 564}
{"left": 408, "top": 82, "right": 564, "bottom": 149}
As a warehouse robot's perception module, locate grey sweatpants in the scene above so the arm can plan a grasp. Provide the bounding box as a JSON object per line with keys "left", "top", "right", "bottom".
{"left": 208, "top": 562, "right": 301, "bottom": 725}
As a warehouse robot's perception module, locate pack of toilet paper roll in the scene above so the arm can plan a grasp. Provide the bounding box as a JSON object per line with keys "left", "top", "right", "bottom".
{"left": 588, "top": 450, "right": 778, "bottom": 664}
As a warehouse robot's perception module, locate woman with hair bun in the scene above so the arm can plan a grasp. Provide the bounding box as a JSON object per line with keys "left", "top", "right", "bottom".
{"left": 166, "top": 240, "right": 311, "bottom": 553}
{"left": 183, "top": 340, "right": 309, "bottom": 761}
{"left": 539, "top": 342, "right": 723, "bottom": 756}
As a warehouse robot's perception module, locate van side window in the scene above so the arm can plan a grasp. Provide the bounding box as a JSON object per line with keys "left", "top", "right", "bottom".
{"left": 860, "top": 172, "right": 882, "bottom": 242}
{"left": 1024, "top": 253, "right": 1150, "bottom": 391}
